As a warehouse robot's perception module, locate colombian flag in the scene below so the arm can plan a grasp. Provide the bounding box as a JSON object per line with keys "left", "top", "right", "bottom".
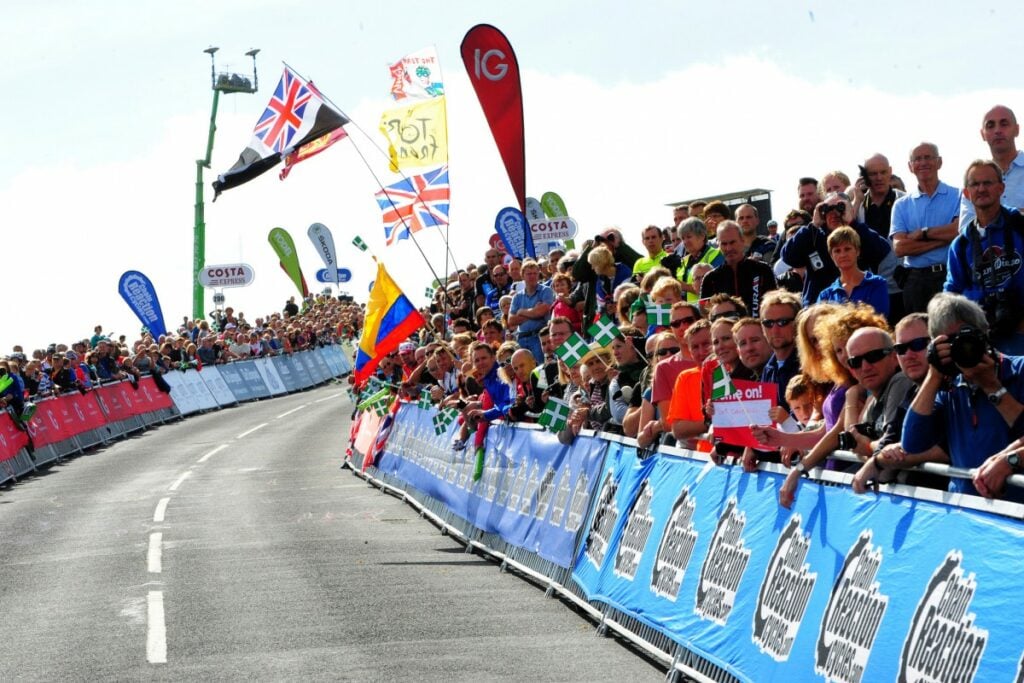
{"left": 354, "top": 263, "right": 425, "bottom": 383}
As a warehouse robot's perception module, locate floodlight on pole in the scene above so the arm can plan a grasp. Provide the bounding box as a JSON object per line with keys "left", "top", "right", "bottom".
{"left": 192, "top": 46, "right": 259, "bottom": 321}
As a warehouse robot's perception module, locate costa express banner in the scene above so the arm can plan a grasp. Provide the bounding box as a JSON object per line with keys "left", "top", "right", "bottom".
{"left": 376, "top": 404, "right": 607, "bottom": 567}
{"left": 0, "top": 413, "right": 30, "bottom": 461}
{"left": 572, "top": 444, "right": 1024, "bottom": 682}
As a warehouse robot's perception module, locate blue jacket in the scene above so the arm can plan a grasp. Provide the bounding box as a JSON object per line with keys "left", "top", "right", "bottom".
{"left": 481, "top": 363, "right": 515, "bottom": 421}
{"left": 903, "top": 353, "right": 1024, "bottom": 498}
{"left": 945, "top": 206, "right": 1024, "bottom": 307}
{"left": 781, "top": 221, "right": 892, "bottom": 306}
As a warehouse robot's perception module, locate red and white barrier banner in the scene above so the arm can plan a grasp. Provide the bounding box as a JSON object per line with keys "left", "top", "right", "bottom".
{"left": 0, "top": 414, "right": 30, "bottom": 461}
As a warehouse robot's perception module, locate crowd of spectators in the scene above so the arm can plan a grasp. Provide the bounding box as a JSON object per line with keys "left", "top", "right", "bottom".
{"left": 370, "top": 103, "right": 1024, "bottom": 506}
{"left": 1, "top": 295, "right": 364, "bottom": 425}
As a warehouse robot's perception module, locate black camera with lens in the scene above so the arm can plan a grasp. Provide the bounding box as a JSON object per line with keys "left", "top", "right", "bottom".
{"left": 837, "top": 422, "right": 879, "bottom": 451}
{"left": 927, "top": 325, "right": 993, "bottom": 376}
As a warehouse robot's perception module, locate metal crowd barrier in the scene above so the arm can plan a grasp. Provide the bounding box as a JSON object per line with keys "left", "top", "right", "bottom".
{"left": 348, "top": 408, "right": 1024, "bottom": 683}
{"left": 0, "top": 345, "right": 353, "bottom": 489}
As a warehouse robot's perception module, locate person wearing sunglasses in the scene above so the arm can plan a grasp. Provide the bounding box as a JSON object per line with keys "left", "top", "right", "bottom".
{"left": 781, "top": 191, "right": 894, "bottom": 308}
{"left": 636, "top": 332, "right": 682, "bottom": 449}
{"left": 699, "top": 221, "right": 777, "bottom": 318}
{"left": 650, "top": 302, "right": 702, "bottom": 425}
{"left": 904, "top": 294, "right": 1024, "bottom": 502}
{"left": 779, "top": 326, "right": 910, "bottom": 509}
{"left": 852, "top": 313, "right": 950, "bottom": 494}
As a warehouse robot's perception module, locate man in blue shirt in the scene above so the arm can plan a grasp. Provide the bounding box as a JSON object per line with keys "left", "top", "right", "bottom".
{"left": 945, "top": 159, "right": 1024, "bottom": 353}
{"left": 903, "top": 293, "right": 1024, "bottom": 501}
{"left": 890, "top": 142, "right": 961, "bottom": 314}
{"left": 508, "top": 259, "right": 554, "bottom": 364}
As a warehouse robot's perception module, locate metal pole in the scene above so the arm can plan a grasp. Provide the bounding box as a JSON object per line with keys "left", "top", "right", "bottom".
{"left": 193, "top": 88, "right": 221, "bottom": 321}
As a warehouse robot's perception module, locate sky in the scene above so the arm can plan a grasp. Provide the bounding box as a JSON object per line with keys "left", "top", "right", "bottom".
{"left": 3, "top": 0, "right": 1024, "bottom": 353}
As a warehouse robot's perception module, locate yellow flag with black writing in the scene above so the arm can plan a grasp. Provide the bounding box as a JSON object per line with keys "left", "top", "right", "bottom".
{"left": 379, "top": 96, "right": 448, "bottom": 172}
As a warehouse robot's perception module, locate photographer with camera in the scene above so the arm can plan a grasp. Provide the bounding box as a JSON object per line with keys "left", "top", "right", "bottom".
{"left": 946, "top": 159, "right": 1024, "bottom": 355}
{"left": 903, "top": 293, "right": 1024, "bottom": 501}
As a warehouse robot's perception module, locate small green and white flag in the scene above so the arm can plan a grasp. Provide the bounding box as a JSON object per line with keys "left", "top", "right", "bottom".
{"left": 555, "top": 332, "right": 590, "bottom": 368}
{"left": 352, "top": 235, "right": 368, "bottom": 252}
{"left": 646, "top": 302, "right": 673, "bottom": 327}
{"left": 418, "top": 388, "right": 433, "bottom": 409}
{"left": 710, "top": 362, "right": 738, "bottom": 400}
{"left": 432, "top": 407, "right": 459, "bottom": 435}
{"left": 538, "top": 398, "right": 572, "bottom": 433}
{"left": 587, "top": 314, "right": 622, "bottom": 347}
{"left": 372, "top": 398, "right": 390, "bottom": 417}
{"left": 424, "top": 287, "right": 435, "bottom": 299}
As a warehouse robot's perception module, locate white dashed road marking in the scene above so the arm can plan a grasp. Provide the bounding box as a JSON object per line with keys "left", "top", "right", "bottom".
{"left": 153, "top": 498, "right": 170, "bottom": 523}
{"left": 197, "top": 444, "right": 229, "bottom": 463}
{"left": 236, "top": 423, "right": 268, "bottom": 439}
{"left": 147, "top": 533, "right": 162, "bottom": 574}
{"left": 147, "top": 591, "right": 167, "bottom": 664}
{"left": 276, "top": 405, "right": 307, "bottom": 419}
{"left": 168, "top": 471, "right": 191, "bottom": 492}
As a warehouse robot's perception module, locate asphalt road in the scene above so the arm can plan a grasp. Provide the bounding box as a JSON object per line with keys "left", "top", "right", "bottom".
{"left": 0, "top": 384, "right": 661, "bottom": 681}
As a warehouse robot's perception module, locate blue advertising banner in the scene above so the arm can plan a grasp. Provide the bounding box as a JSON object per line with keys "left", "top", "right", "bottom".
{"left": 571, "top": 448, "right": 1024, "bottom": 683}
{"left": 309, "top": 349, "right": 333, "bottom": 382}
{"left": 235, "top": 360, "right": 270, "bottom": 399}
{"left": 494, "top": 206, "right": 535, "bottom": 259}
{"left": 377, "top": 405, "right": 608, "bottom": 567}
{"left": 288, "top": 353, "right": 315, "bottom": 388}
{"left": 315, "top": 268, "right": 353, "bottom": 284}
{"left": 297, "top": 351, "right": 322, "bottom": 385}
{"left": 319, "top": 346, "right": 342, "bottom": 377}
{"left": 216, "top": 363, "right": 255, "bottom": 402}
{"left": 271, "top": 355, "right": 302, "bottom": 393}
{"left": 117, "top": 271, "right": 167, "bottom": 339}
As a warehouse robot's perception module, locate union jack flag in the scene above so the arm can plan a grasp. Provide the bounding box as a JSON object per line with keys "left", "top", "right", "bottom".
{"left": 254, "top": 68, "right": 315, "bottom": 154}
{"left": 376, "top": 165, "right": 450, "bottom": 246}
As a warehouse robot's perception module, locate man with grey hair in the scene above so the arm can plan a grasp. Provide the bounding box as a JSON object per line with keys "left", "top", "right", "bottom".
{"left": 946, "top": 158, "right": 1024, "bottom": 353}
{"left": 855, "top": 153, "right": 905, "bottom": 238}
{"left": 890, "top": 142, "right": 961, "bottom": 314}
{"left": 902, "top": 293, "right": 1024, "bottom": 500}
{"left": 674, "top": 217, "right": 723, "bottom": 302}
{"left": 959, "top": 104, "right": 1024, "bottom": 226}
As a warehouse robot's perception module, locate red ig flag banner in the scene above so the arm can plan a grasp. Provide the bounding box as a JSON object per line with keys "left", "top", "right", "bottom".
{"left": 460, "top": 24, "right": 526, "bottom": 213}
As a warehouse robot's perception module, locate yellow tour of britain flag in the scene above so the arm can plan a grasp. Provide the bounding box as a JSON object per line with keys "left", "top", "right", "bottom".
{"left": 379, "top": 96, "right": 448, "bottom": 172}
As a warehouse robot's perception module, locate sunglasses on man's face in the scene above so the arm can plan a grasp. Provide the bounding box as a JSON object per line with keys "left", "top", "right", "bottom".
{"left": 847, "top": 346, "right": 894, "bottom": 370}
{"left": 894, "top": 337, "right": 929, "bottom": 355}
{"left": 669, "top": 316, "right": 696, "bottom": 329}
{"left": 656, "top": 346, "right": 681, "bottom": 357}
{"left": 761, "top": 318, "right": 794, "bottom": 329}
